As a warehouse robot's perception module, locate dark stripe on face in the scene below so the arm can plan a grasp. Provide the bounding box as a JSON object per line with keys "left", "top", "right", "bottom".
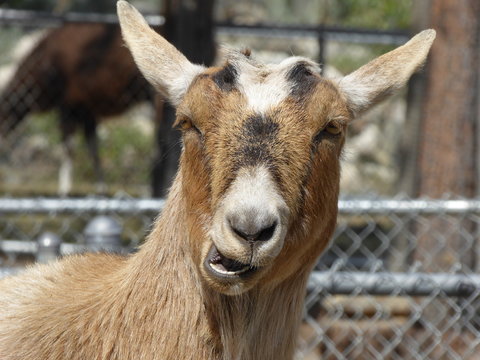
{"left": 213, "top": 63, "right": 237, "bottom": 92}
{"left": 235, "top": 115, "right": 279, "bottom": 168}
{"left": 242, "top": 114, "right": 279, "bottom": 141}
{"left": 226, "top": 115, "right": 282, "bottom": 192}
{"left": 286, "top": 62, "right": 319, "bottom": 98}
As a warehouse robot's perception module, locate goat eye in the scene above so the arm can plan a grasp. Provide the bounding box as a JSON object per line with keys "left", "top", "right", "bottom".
{"left": 313, "top": 122, "right": 343, "bottom": 144}
{"left": 178, "top": 118, "right": 193, "bottom": 131}
{"left": 175, "top": 117, "right": 201, "bottom": 135}
{"left": 325, "top": 123, "right": 341, "bottom": 135}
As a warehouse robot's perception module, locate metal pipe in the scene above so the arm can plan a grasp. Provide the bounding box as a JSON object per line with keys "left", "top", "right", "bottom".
{"left": 308, "top": 271, "right": 480, "bottom": 297}
{"left": 0, "top": 198, "right": 165, "bottom": 214}
{"left": 1, "top": 197, "right": 480, "bottom": 214}
{"left": 0, "top": 240, "right": 127, "bottom": 255}
{"left": 0, "top": 8, "right": 164, "bottom": 26}
{"left": 0, "top": 8, "right": 408, "bottom": 45}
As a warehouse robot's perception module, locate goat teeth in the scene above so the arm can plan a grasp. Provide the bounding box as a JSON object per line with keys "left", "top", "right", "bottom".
{"left": 209, "top": 262, "right": 251, "bottom": 275}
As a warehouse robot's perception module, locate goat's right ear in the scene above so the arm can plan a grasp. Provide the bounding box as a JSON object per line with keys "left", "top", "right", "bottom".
{"left": 117, "top": 1, "right": 204, "bottom": 106}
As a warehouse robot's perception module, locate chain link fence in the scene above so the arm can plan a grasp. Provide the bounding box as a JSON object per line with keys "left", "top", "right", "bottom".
{"left": 1, "top": 197, "right": 479, "bottom": 359}
{"left": 303, "top": 198, "right": 480, "bottom": 360}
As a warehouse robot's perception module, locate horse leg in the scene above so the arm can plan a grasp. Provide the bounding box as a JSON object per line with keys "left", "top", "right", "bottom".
{"left": 59, "top": 107, "right": 76, "bottom": 196}
{"left": 82, "top": 111, "right": 105, "bottom": 194}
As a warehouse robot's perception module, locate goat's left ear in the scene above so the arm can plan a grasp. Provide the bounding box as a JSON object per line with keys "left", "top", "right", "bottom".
{"left": 337, "top": 29, "right": 436, "bottom": 117}
{"left": 117, "top": 1, "right": 204, "bottom": 106}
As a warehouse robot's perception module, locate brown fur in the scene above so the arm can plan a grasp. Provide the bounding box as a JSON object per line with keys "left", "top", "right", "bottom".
{"left": 0, "top": 2, "right": 435, "bottom": 359}
{"left": 0, "top": 23, "right": 151, "bottom": 133}
{"left": 0, "top": 23, "right": 153, "bottom": 192}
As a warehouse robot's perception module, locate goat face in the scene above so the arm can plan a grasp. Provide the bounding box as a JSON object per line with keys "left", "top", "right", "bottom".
{"left": 177, "top": 58, "right": 350, "bottom": 294}
{"left": 118, "top": 1, "right": 435, "bottom": 295}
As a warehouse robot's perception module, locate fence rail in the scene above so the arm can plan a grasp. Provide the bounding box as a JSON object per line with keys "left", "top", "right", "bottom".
{"left": 1, "top": 197, "right": 479, "bottom": 214}
{"left": 309, "top": 272, "right": 480, "bottom": 297}
{"left": 0, "top": 197, "right": 165, "bottom": 213}
{"left": 0, "top": 7, "right": 409, "bottom": 45}
{"left": 0, "top": 8, "right": 164, "bottom": 26}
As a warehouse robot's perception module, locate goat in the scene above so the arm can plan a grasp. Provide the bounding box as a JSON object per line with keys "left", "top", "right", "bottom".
{"left": 0, "top": 2, "right": 435, "bottom": 359}
{"left": 0, "top": 23, "right": 152, "bottom": 195}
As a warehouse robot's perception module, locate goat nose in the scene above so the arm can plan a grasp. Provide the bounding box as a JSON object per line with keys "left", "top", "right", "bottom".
{"left": 227, "top": 210, "right": 278, "bottom": 242}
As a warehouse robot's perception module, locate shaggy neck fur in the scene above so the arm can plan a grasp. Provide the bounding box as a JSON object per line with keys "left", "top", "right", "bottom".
{"left": 123, "top": 174, "right": 314, "bottom": 360}
{"left": 0, "top": 171, "right": 320, "bottom": 360}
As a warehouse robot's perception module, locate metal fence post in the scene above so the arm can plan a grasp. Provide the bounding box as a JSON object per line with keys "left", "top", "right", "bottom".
{"left": 36, "top": 232, "right": 62, "bottom": 263}
{"left": 84, "top": 215, "right": 122, "bottom": 253}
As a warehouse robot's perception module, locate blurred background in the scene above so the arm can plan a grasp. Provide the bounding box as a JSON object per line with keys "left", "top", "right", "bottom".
{"left": 0, "top": 0, "right": 417, "bottom": 198}
{"left": 1, "top": 0, "right": 480, "bottom": 359}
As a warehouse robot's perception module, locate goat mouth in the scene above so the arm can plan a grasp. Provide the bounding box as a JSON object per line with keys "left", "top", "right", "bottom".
{"left": 205, "top": 245, "right": 257, "bottom": 279}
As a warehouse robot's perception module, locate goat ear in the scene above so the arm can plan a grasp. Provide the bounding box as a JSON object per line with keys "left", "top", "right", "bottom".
{"left": 337, "top": 29, "right": 436, "bottom": 117}
{"left": 117, "top": 0, "right": 204, "bottom": 106}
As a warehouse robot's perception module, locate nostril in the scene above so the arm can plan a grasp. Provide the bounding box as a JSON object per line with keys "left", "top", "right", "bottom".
{"left": 231, "top": 226, "right": 249, "bottom": 241}
{"left": 229, "top": 220, "right": 278, "bottom": 243}
{"left": 255, "top": 221, "right": 277, "bottom": 242}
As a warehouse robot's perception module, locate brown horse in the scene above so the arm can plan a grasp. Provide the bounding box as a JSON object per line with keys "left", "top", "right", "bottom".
{"left": 0, "top": 23, "right": 153, "bottom": 194}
